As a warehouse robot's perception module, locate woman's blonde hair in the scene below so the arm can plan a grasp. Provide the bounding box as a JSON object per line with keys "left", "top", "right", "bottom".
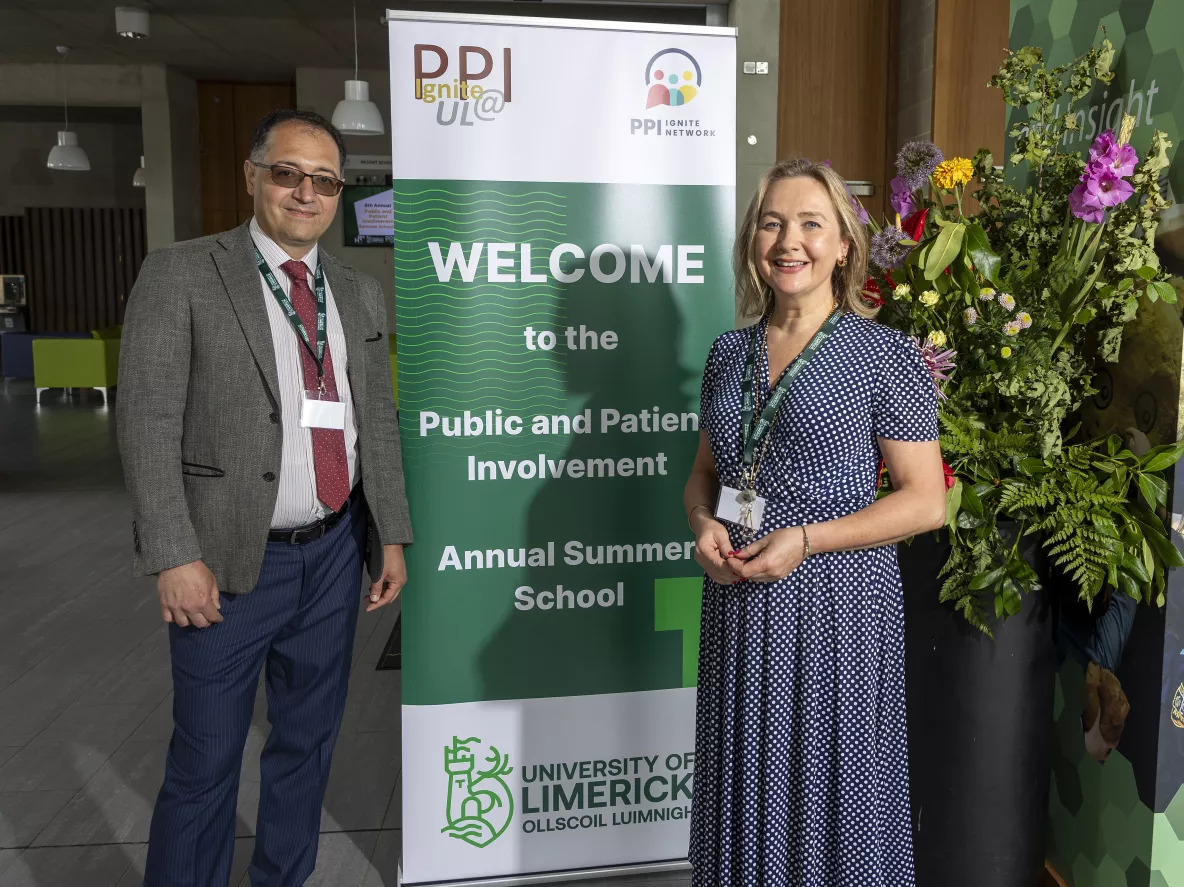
{"left": 735, "top": 157, "right": 873, "bottom": 320}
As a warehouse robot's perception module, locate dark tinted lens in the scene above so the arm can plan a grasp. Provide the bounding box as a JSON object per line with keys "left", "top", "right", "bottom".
{"left": 269, "top": 166, "right": 303, "bottom": 188}
{"left": 311, "top": 176, "right": 342, "bottom": 196}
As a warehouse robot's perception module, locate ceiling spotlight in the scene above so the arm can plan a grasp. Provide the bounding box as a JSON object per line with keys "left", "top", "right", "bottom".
{"left": 115, "top": 7, "right": 150, "bottom": 39}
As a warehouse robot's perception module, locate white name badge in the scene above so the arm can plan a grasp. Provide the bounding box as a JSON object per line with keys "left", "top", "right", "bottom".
{"left": 716, "top": 485, "right": 766, "bottom": 533}
{"left": 300, "top": 391, "right": 346, "bottom": 430}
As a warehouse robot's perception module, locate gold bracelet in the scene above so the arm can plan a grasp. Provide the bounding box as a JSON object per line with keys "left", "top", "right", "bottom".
{"left": 801, "top": 525, "right": 812, "bottom": 559}
{"left": 687, "top": 504, "right": 712, "bottom": 532}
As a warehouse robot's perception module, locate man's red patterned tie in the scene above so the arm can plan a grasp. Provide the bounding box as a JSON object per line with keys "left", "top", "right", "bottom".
{"left": 280, "top": 259, "right": 349, "bottom": 512}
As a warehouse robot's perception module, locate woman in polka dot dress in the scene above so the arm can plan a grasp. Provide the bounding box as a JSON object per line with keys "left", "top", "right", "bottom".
{"left": 683, "top": 157, "right": 947, "bottom": 886}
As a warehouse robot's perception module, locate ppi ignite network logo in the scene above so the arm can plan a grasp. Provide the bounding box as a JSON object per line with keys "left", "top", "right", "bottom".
{"left": 644, "top": 48, "right": 701, "bottom": 109}
{"left": 630, "top": 47, "right": 715, "bottom": 139}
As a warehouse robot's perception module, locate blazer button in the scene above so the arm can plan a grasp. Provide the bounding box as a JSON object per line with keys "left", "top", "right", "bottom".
{"left": 269, "top": 412, "right": 279, "bottom": 424}
{"left": 263, "top": 471, "right": 276, "bottom": 482}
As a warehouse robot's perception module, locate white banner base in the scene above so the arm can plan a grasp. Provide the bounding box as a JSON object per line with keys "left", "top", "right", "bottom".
{"left": 397, "top": 859, "right": 692, "bottom": 887}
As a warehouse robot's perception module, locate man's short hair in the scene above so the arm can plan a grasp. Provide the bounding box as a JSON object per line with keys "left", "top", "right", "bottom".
{"left": 249, "top": 109, "right": 347, "bottom": 175}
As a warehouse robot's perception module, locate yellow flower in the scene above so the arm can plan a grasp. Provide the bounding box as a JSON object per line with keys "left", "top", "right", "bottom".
{"left": 933, "top": 157, "right": 974, "bottom": 189}
{"left": 1000, "top": 346, "right": 1012, "bottom": 358}
{"left": 927, "top": 330, "right": 948, "bottom": 348}
{"left": 919, "top": 289, "right": 940, "bottom": 307}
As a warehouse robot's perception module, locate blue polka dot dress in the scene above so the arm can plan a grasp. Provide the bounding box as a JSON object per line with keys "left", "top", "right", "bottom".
{"left": 689, "top": 312, "right": 938, "bottom": 887}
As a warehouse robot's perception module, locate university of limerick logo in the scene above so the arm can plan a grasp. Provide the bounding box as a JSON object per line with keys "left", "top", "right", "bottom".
{"left": 442, "top": 735, "right": 514, "bottom": 848}
{"left": 645, "top": 48, "right": 702, "bottom": 109}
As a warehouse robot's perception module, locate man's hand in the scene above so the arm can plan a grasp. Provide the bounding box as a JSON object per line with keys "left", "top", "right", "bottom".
{"left": 367, "top": 544, "right": 407, "bottom": 612}
{"left": 158, "top": 560, "right": 223, "bottom": 628}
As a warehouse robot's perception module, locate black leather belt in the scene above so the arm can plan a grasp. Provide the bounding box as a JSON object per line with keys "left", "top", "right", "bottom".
{"left": 268, "top": 487, "right": 360, "bottom": 545}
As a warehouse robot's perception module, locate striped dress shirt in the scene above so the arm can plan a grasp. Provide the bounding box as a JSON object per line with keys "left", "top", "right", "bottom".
{"left": 249, "top": 217, "right": 359, "bottom": 529}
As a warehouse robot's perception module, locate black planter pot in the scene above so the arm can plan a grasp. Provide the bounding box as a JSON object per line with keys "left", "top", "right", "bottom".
{"left": 899, "top": 526, "right": 1057, "bottom": 887}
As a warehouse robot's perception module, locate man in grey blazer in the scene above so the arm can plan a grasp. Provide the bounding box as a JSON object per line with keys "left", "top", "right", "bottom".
{"left": 117, "top": 109, "right": 410, "bottom": 887}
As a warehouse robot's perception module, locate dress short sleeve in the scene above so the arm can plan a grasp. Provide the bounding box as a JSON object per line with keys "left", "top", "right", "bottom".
{"left": 873, "top": 332, "right": 939, "bottom": 441}
{"left": 699, "top": 334, "right": 726, "bottom": 420}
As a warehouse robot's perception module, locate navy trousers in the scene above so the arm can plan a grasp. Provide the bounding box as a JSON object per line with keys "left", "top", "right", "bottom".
{"left": 144, "top": 495, "right": 366, "bottom": 887}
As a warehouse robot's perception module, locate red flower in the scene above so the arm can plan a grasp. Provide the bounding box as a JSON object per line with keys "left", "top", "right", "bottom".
{"left": 901, "top": 208, "right": 928, "bottom": 242}
{"left": 942, "top": 461, "right": 957, "bottom": 490}
{"left": 861, "top": 276, "right": 885, "bottom": 308}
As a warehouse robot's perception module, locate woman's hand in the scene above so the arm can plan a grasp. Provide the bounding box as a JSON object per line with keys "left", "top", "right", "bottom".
{"left": 693, "top": 512, "right": 743, "bottom": 585}
{"left": 728, "top": 527, "right": 806, "bottom": 583}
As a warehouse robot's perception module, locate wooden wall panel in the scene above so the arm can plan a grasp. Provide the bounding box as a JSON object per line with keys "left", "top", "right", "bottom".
{"left": 777, "top": 0, "right": 896, "bottom": 219}
{"left": 198, "top": 81, "right": 296, "bottom": 236}
{"left": 24, "top": 207, "right": 145, "bottom": 333}
{"left": 932, "top": 0, "right": 1010, "bottom": 165}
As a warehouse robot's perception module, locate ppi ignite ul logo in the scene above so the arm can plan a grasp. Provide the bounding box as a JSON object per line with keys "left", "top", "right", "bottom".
{"left": 645, "top": 48, "right": 702, "bottom": 109}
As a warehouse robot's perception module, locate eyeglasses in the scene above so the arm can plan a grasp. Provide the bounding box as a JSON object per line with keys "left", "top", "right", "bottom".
{"left": 251, "top": 162, "right": 344, "bottom": 197}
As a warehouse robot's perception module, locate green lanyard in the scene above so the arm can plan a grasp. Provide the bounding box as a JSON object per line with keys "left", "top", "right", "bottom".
{"left": 254, "top": 246, "right": 328, "bottom": 383}
{"left": 739, "top": 309, "right": 842, "bottom": 467}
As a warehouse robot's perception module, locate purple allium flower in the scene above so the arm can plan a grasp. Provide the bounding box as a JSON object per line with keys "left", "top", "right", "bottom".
{"left": 897, "top": 140, "right": 944, "bottom": 191}
{"left": 1085, "top": 168, "right": 1135, "bottom": 208}
{"left": 870, "top": 225, "right": 910, "bottom": 270}
{"left": 911, "top": 336, "right": 956, "bottom": 400}
{"left": 889, "top": 176, "right": 918, "bottom": 217}
{"left": 1070, "top": 181, "right": 1106, "bottom": 223}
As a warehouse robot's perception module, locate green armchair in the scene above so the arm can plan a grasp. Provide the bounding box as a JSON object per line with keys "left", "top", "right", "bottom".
{"left": 33, "top": 328, "right": 121, "bottom": 406}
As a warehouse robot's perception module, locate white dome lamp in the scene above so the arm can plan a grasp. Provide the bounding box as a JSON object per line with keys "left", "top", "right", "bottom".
{"left": 46, "top": 47, "right": 90, "bottom": 172}
{"left": 331, "top": 2, "right": 384, "bottom": 136}
{"left": 115, "top": 7, "right": 150, "bottom": 39}
{"left": 132, "top": 155, "right": 146, "bottom": 187}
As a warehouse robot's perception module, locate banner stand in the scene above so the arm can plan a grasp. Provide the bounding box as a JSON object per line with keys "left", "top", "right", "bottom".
{"left": 387, "top": 10, "right": 735, "bottom": 884}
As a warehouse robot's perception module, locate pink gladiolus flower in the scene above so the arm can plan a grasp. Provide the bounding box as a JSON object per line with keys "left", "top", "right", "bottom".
{"left": 1085, "top": 168, "right": 1135, "bottom": 208}
{"left": 1070, "top": 182, "right": 1105, "bottom": 223}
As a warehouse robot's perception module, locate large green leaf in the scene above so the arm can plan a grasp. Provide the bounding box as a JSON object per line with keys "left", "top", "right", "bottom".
{"left": 965, "top": 221, "right": 1001, "bottom": 287}
{"left": 970, "top": 566, "right": 1005, "bottom": 590}
{"left": 923, "top": 223, "right": 965, "bottom": 281}
{"left": 961, "top": 482, "right": 984, "bottom": 519}
{"left": 1141, "top": 522, "right": 1184, "bottom": 568}
{"left": 945, "top": 480, "right": 963, "bottom": 532}
{"left": 1123, "top": 551, "right": 1151, "bottom": 584}
{"left": 1141, "top": 443, "right": 1184, "bottom": 473}
{"left": 1138, "top": 473, "right": 1168, "bottom": 509}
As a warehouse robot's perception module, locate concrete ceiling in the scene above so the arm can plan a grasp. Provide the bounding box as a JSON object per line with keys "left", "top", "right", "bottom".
{"left": 0, "top": 0, "right": 714, "bottom": 81}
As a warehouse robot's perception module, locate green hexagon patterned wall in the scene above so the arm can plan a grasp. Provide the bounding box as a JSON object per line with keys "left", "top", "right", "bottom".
{"left": 1011, "top": 0, "right": 1182, "bottom": 204}
{"left": 1047, "top": 662, "right": 1184, "bottom": 885}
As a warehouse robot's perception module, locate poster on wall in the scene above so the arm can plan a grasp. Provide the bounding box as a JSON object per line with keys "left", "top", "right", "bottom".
{"left": 388, "top": 10, "right": 736, "bottom": 885}
{"left": 342, "top": 184, "right": 395, "bottom": 246}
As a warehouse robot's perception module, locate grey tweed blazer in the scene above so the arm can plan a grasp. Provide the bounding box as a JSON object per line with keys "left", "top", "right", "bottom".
{"left": 116, "top": 220, "right": 412, "bottom": 594}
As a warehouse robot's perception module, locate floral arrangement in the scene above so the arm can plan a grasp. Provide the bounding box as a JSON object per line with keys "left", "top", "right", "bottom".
{"left": 867, "top": 41, "right": 1184, "bottom": 632}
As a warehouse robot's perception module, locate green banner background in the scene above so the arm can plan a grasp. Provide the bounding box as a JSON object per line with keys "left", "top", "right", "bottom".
{"left": 394, "top": 180, "right": 734, "bottom": 706}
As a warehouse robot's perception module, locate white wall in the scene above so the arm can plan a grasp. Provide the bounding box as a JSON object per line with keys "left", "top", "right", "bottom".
{"left": 0, "top": 118, "right": 145, "bottom": 215}
{"left": 296, "top": 67, "right": 396, "bottom": 324}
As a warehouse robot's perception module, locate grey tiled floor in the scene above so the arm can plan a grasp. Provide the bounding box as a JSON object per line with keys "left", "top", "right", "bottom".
{"left": 0, "top": 381, "right": 691, "bottom": 887}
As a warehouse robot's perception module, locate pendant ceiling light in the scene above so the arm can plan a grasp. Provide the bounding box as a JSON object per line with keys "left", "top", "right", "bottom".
{"left": 46, "top": 47, "right": 90, "bottom": 172}
{"left": 331, "top": 2, "right": 384, "bottom": 136}
{"left": 132, "top": 155, "right": 146, "bottom": 187}
{"left": 115, "top": 7, "right": 150, "bottom": 39}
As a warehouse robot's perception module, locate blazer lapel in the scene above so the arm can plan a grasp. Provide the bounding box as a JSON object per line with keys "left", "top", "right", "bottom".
{"left": 321, "top": 251, "right": 368, "bottom": 400}
{"left": 212, "top": 222, "right": 280, "bottom": 407}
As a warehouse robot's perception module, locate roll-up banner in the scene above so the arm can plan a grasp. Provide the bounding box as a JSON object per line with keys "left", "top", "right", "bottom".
{"left": 388, "top": 11, "right": 736, "bottom": 884}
